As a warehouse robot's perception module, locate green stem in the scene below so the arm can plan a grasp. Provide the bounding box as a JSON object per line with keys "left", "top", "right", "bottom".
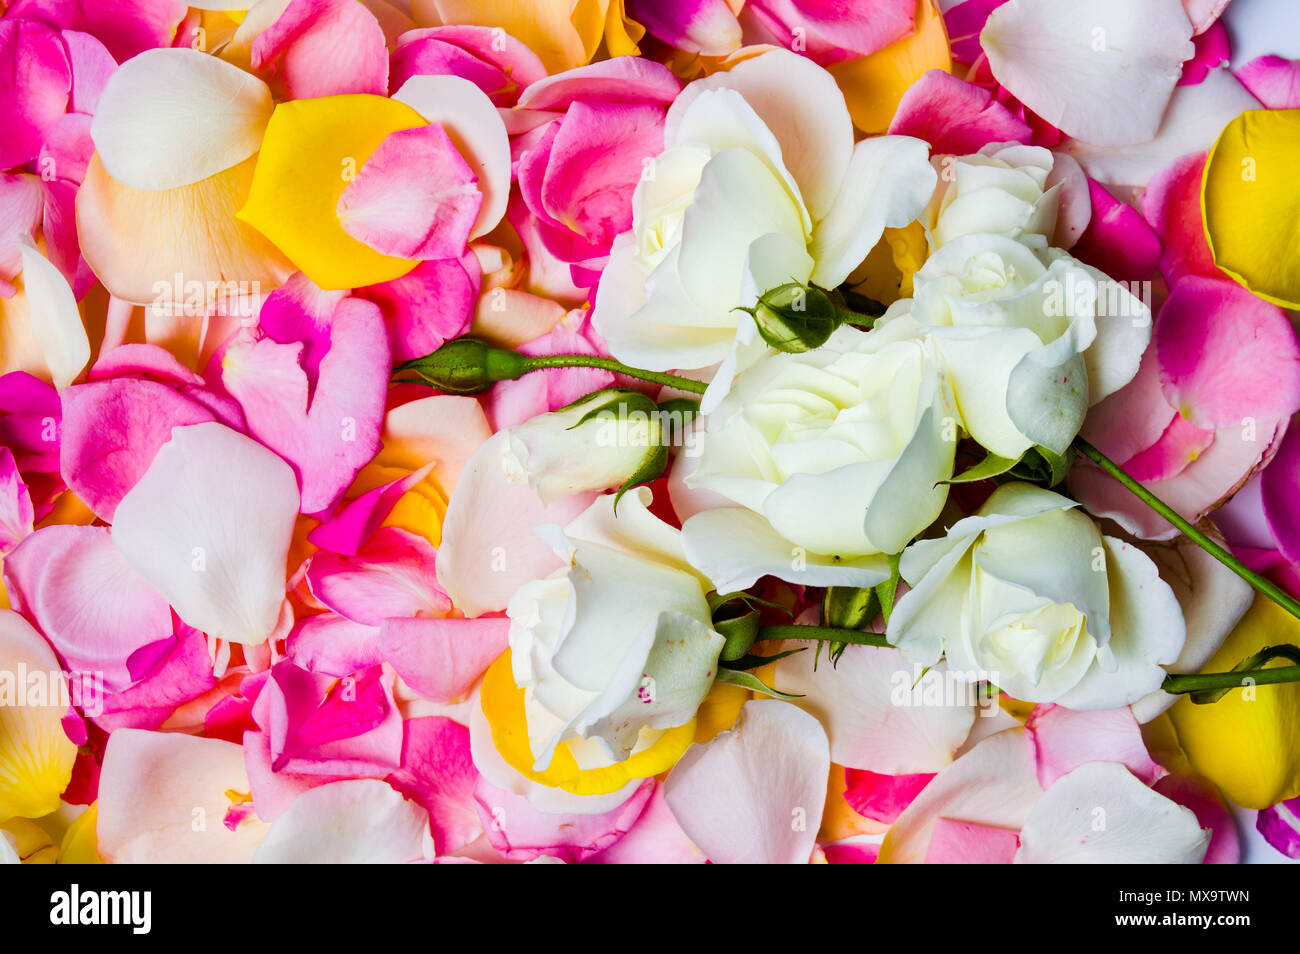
{"left": 1074, "top": 437, "right": 1300, "bottom": 622}
{"left": 520, "top": 355, "right": 708, "bottom": 395}
{"left": 757, "top": 624, "right": 890, "bottom": 647}
{"left": 1163, "top": 666, "right": 1300, "bottom": 695}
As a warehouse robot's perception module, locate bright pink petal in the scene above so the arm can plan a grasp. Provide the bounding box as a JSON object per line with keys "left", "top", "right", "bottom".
{"left": 1177, "top": 20, "right": 1230, "bottom": 85}
{"left": 3, "top": 524, "right": 173, "bottom": 692}
{"left": 516, "top": 56, "right": 681, "bottom": 111}
{"left": 0, "top": 19, "right": 71, "bottom": 169}
{"left": 1155, "top": 276, "right": 1300, "bottom": 431}
{"left": 357, "top": 252, "right": 479, "bottom": 362}
{"left": 1025, "top": 703, "right": 1167, "bottom": 790}
{"left": 843, "top": 769, "right": 936, "bottom": 825}
{"left": 1123, "top": 412, "right": 1215, "bottom": 483}
{"left": 387, "top": 716, "right": 482, "bottom": 856}
{"left": 379, "top": 616, "right": 508, "bottom": 702}
{"left": 945, "top": 0, "right": 1006, "bottom": 63}
{"left": 308, "top": 463, "right": 433, "bottom": 557}
{"left": 88, "top": 342, "right": 206, "bottom": 387}
{"left": 485, "top": 315, "right": 615, "bottom": 429}
{"left": 254, "top": 661, "right": 403, "bottom": 777}
{"left": 7, "top": 0, "right": 187, "bottom": 61}
{"left": 625, "top": 0, "right": 742, "bottom": 57}
{"left": 1256, "top": 794, "right": 1300, "bottom": 859}
{"left": 1071, "top": 178, "right": 1162, "bottom": 281}
{"left": 474, "top": 776, "right": 655, "bottom": 863}
{"left": 1155, "top": 773, "right": 1239, "bottom": 863}
{"left": 0, "top": 446, "right": 34, "bottom": 554}
{"left": 306, "top": 527, "right": 450, "bottom": 625}
{"left": 251, "top": 0, "right": 388, "bottom": 99}
{"left": 1235, "top": 55, "right": 1300, "bottom": 108}
{"left": 923, "top": 818, "right": 1019, "bottom": 863}
{"left": 1141, "top": 152, "right": 1223, "bottom": 285}
{"left": 887, "top": 69, "right": 1032, "bottom": 155}
{"left": 739, "top": 0, "right": 916, "bottom": 65}
{"left": 59, "top": 377, "right": 225, "bottom": 521}
{"left": 0, "top": 371, "right": 62, "bottom": 515}
{"left": 823, "top": 840, "right": 880, "bottom": 864}
{"left": 1261, "top": 423, "right": 1300, "bottom": 565}
{"left": 338, "top": 123, "right": 481, "bottom": 260}
{"left": 390, "top": 25, "right": 546, "bottom": 105}
{"left": 94, "top": 623, "right": 217, "bottom": 731}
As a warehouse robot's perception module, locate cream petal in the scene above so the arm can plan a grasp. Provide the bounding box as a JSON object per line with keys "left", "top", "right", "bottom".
{"left": 254, "top": 778, "right": 433, "bottom": 863}
{"left": 16, "top": 239, "right": 89, "bottom": 389}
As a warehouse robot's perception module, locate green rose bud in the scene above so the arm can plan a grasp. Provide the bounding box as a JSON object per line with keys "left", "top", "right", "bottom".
{"left": 393, "top": 337, "right": 528, "bottom": 394}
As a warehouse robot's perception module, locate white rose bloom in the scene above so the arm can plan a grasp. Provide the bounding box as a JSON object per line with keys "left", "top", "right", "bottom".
{"left": 592, "top": 49, "right": 936, "bottom": 411}
{"left": 679, "top": 322, "right": 957, "bottom": 594}
{"left": 924, "top": 143, "right": 1062, "bottom": 252}
{"left": 507, "top": 489, "right": 724, "bottom": 772}
{"left": 887, "top": 482, "right": 1186, "bottom": 709}
{"left": 878, "top": 233, "right": 1150, "bottom": 459}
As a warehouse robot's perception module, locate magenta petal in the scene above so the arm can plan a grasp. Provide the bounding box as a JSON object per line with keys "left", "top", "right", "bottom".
{"left": 379, "top": 616, "right": 508, "bottom": 703}
{"left": 1236, "top": 55, "right": 1300, "bottom": 109}
{"left": 924, "top": 818, "right": 1019, "bottom": 864}
{"left": 843, "top": 768, "right": 936, "bottom": 824}
{"left": 387, "top": 716, "right": 481, "bottom": 856}
{"left": 517, "top": 56, "right": 681, "bottom": 111}
{"left": 1071, "top": 178, "right": 1161, "bottom": 281}
{"left": 625, "top": 0, "right": 742, "bottom": 57}
{"left": 1122, "top": 412, "right": 1215, "bottom": 483}
{"left": 0, "top": 19, "right": 71, "bottom": 169}
{"left": 1256, "top": 795, "right": 1300, "bottom": 859}
{"left": 1025, "top": 703, "right": 1166, "bottom": 790}
{"left": 1155, "top": 276, "right": 1300, "bottom": 431}
{"left": 0, "top": 446, "right": 35, "bottom": 554}
{"left": 305, "top": 527, "right": 451, "bottom": 625}
{"left": 1141, "top": 152, "right": 1222, "bottom": 285}
{"left": 7, "top": 0, "right": 187, "bottom": 61}
{"left": 888, "top": 69, "right": 1032, "bottom": 155}
{"left": 1177, "top": 21, "right": 1230, "bottom": 86}
{"left": 473, "top": 776, "right": 655, "bottom": 863}
{"left": 251, "top": 0, "right": 388, "bottom": 99}
{"left": 944, "top": 0, "right": 1006, "bottom": 64}
{"left": 3, "top": 525, "right": 173, "bottom": 693}
{"left": 286, "top": 613, "right": 383, "bottom": 678}
{"left": 339, "top": 123, "right": 482, "bottom": 261}
{"left": 59, "top": 378, "right": 224, "bottom": 521}
{"left": 1261, "top": 423, "right": 1300, "bottom": 565}
{"left": 308, "top": 464, "right": 433, "bottom": 557}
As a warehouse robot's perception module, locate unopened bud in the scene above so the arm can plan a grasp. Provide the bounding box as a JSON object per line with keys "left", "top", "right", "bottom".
{"left": 395, "top": 337, "right": 528, "bottom": 394}
{"left": 746, "top": 282, "right": 844, "bottom": 353}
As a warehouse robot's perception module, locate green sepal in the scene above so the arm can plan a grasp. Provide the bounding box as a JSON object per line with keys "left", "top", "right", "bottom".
{"left": 877, "top": 553, "right": 903, "bottom": 628}
{"left": 715, "top": 667, "right": 803, "bottom": 699}
{"left": 943, "top": 452, "right": 1020, "bottom": 484}
{"left": 720, "top": 647, "right": 807, "bottom": 671}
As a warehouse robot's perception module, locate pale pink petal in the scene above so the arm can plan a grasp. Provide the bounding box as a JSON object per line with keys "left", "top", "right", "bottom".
{"left": 387, "top": 716, "right": 482, "bottom": 855}
{"left": 378, "top": 393, "right": 493, "bottom": 495}
{"left": 3, "top": 525, "right": 173, "bottom": 692}
{"left": 1156, "top": 276, "right": 1300, "bottom": 431}
{"left": 286, "top": 613, "right": 383, "bottom": 678}
{"left": 1236, "top": 54, "right": 1300, "bottom": 108}
{"left": 255, "top": 778, "right": 432, "bottom": 863}
{"left": 242, "top": 727, "right": 334, "bottom": 824}
{"left": 390, "top": 25, "right": 546, "bottom": 105}
{"left": 1141, "top": 152, "right": 1223, "bottom": 284}
{"left": 924, "top": 818, "right": 1019, "bottom": 863}
{"left": 1071, "top": 178, "right": 1162, "bottom": 281}
{"left": 887, "top": 69, "right": 1032, "bottom": 155}
{"left": 588, "top": 785, "right": 705, "bottom": 864}
{"left": 379, "top": 616, "right": 508, "bottom": 702}
{"left": 474, "top": 775, "right": 654, "bottom": 863}
{"left": 664, "top": 701, "right": 829, "bottom": 864}
{"left": 740, "top": 0, "right": 916, "bottom": 66}
{"left": 60, "top": 29, "right": 115, "bottom": 113}
{"left": 0, "top": 19, "right": 70, "bottom": 169}
{"left": 0, "top": 447, "right": 34, "bottom": 554}
{"left": 1182, "top": 0, "right": 1232, "bottom": 34}
{"left": 435, "top": 430, "right": 595, "bottom": 617}
{"left": 1123, "top": 412, "right": 1215, "bottom": 483}
{"left": 338, "top": 124, "right": 482, "bottom": 261}
{"left": 0, "top": 174, "right": 45, "bottom": 284}
{"left": 516, "top": 56, "right": 681, "bottom": 111}
{"left": 251, "top": 0, "right": 388, "bottom": 99}
{"left": 98, "top": 729, "right": 268, "bottom": 863}
{"left": 625, "top": 0, "right": 742, "bottom": 56}
{"left": 306, "top": 527, "right": 450, "bottom": 626}
{"left": 843, "top": 769, "right": 936, "bottom": 825}
{"left": 111, "top": 422, "right": 300, "bottom": 645}
{"left": 1025, "top": 703, "right": 1167, "bottom": 790}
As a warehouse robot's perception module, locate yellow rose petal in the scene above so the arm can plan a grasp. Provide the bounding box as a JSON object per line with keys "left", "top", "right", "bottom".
{"left": 1202, "top": 109, "right": 1300, "bottom": 309}
{"left": 58, "top": 803, "right": 102, "bottom": 864}
{"left": 237, "top": 95, "right": 427, "bottom": 290}
{"left": 830, "top": 0, "right": 952, "bottom": 135}
{"left": 480, "top": 650, "right": 696, "bottom": 796}
{"left": 1169, "top": 596, "right": 1300, "bottom": 808}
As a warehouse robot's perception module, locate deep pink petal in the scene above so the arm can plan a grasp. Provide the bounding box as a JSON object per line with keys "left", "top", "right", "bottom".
{"left": 516, "top": 56, "right": 681, "bottom": 111}
{"left": 306, "top": 527, "right": 450, "bottom": 625}
{"left": 0, "top": 19, "right": 71, "bottom": 169}
{"left": 338, "top": 123, "right": 481, "bottom": 261}
{"left": 378, "top": 616, "right": 508, "bottom": 703}
{"left": 251, "top": 0, "right": 388, "bottom": 99}
{"left": 1071, "top": 178, "right": 1161, "bottom": 281}
{"left": 887, "top": 69, "right": 1032, "bottom": 155}
{"left": 625, "top": 0, "right": 742, "bottom": 57}
{"left": 94, "top": 623, "right": 217, "bottom": 731}
{"left": 356, "top": 253, "right": 479, "bottom": 362}
{"left": 1256, "top": 794, "right": 1300, "bottom": 859}
{"left": 843, "top": 768, "right": 936, "bottom": 824}
{"left": 0, "top": 445, "right": 34, "bottom": 554}
{"left": 1155, "top": 276, "right": 1300, "bottom": 431}
{"left": 739, "top": 0, "right": 916, "bottom": 66}
{"left": 945, "top": 0, "right": 1006, "bottom": 64}
{"left": 1141, "top": 152, "right": 1223, "bottom": 285}
{"left": 387, "top": 716, "right": 482, "bottom": 855}
{"left": 1177, "top": 21, "right": 1230, "bottom": 86}
{"left": 1123, "top": 412, "right": 1215, "bottom": 483}
{"left": 390, "top": 25, "right": 546, "bottom": 105}
{"left": 1235, "top": 55, "right": 1300, "bottom": 108}
{"left": 1261, "top": 423, "right": 1300, "bottom": 565}
{"left": 308, "top": 463, "right": 433, "bottom": 557}
{"left": 7, "top": 0, "right": 187, "bottom": 61}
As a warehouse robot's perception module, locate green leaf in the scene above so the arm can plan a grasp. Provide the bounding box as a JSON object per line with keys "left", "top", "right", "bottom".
{"left": 877, "top": 553, "right": 903, "bottom": 627}
{"left": 715, "top": 667, "right": 803, "bottom": 699}
{"left": 943, "top": 452, "right": 1020, "bottom": 484}
{"left": 720, "top": 648, "right": 806, "bottom": 671}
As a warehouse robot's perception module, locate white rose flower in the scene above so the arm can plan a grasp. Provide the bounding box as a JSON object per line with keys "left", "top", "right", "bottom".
{"left": 879, "top": 233, "right": 1150, "bottom": 459}
{"left": 679, "top": 322, "right": 957, "bottom": 594}
{"left": 507, "top": 489, "right": 724, "bottom": 772}
{"left": 592, "top": 49, "right": 936, "bottom": 411}
{"left": 925, "top": 143, "right": 1062, "bottom": 251}
{"left": 887, "top": 482, "right": 1186, "bottom": 709}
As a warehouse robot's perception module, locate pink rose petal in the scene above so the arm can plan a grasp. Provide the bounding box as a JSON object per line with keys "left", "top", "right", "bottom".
{"left": 1236, "top": 55, "right": 1300, "bottom": 108}
{"left": 252, "top": 0, "right": 388, "bottom": 99}
{"left": 843, "top": 768, "right": 937, "bottom": 825}
{"left": 1071, "top": 178, "right": 1162, "bottom": 281}
{"left": 923, "top": 818, "right": 1020, "bottom": 863}
{"left": 888, "top": 69, "right": 1033, "bottom": 155}
{"left": 387, "top": 716, "right": 482, "bottom": 856}
{"left": 306, "top": 527, "right": 451, "bottom": 625}
{"left": 379, "top": 616, "right": 508, "bottom": 703}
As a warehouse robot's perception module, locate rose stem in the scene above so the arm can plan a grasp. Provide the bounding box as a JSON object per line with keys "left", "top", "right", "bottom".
{"left": 518, "top": 355, "right": 709, "bottom": 395}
